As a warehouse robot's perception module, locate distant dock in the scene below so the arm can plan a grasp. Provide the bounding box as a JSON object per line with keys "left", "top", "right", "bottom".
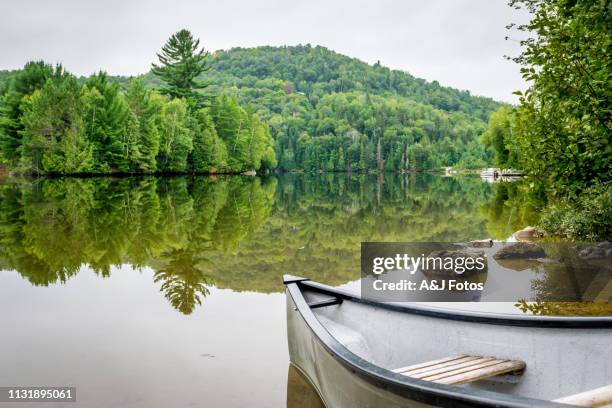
{"left": 480, "top": 168, "right": 523, "bottom": 182}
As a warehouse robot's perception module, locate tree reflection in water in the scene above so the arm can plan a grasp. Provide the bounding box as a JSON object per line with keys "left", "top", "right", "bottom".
{"left": 1, "top": 173, "right": 538, "bottom": 314}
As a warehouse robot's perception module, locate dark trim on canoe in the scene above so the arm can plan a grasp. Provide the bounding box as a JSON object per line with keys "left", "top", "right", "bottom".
{"left": 285, "top": 277, "right": 580, "bottom": 408}
{"left": 283, "top": 275, "right": 612, "bottom": 328}
{"left": 308, "top": 297, "right": 343, "bottom": 309}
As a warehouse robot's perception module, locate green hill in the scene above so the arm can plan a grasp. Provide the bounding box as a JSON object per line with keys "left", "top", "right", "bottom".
{"left": 167, "top": 45, "right": 500, "bottom": 171}
{"left": 2, "top": 45, "right": 502, "bottom": 172}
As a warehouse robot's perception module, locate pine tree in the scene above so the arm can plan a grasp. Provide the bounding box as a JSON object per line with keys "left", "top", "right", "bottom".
{"left": 82, "top": 72, "right": 132, "bottom": 172}
{"left": 151, "top": 29, "right": 210, "bottom": 109}
{"left": 190, "top": 108, "right": 227, "bottom": 172}
{"left": 125, "top": 80, "right": 161, "bottom": 173}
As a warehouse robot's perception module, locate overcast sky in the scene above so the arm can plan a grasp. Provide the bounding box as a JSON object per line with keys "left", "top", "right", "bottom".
{"left": 0, "top": 0, "right": 530, "bottom": 103}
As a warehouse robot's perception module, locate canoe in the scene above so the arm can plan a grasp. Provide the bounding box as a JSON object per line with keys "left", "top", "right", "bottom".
{"left": 284, "top": 275, "right": 612, "bottom": 408}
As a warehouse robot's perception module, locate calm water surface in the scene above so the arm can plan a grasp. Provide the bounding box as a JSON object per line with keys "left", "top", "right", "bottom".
{"left": 0, "top": 174, "right": 601, "bottom": 407}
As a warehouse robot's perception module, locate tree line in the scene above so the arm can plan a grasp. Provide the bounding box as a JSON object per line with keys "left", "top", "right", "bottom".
{"left": 1, "top": 41, "right": 501, "bottom": 174}
{"left": 63, "top": 44, "right": 501, "bottom": 173}
{"left": 0, "top": 30, "right": 277, "bottom": 175}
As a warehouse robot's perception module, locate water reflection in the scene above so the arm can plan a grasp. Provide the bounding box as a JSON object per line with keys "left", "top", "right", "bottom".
{"left": 0, "top": 176, "right": 276, "bottom": 314}
{"left": 480, "top": 180, "right": 544, "bottom": 240}
{"left": 0, "top": 174, "right": 496, "bottom": 314}
{"left": 1, "top": 174, "right": 608, "bottom": 315}
{"left": 286, "top": 365, "right": 324, "bottom": 408}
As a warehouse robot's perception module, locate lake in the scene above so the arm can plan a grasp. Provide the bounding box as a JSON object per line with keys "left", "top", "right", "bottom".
{"left": 0, "top": 174, "right": 604, "bottom": 407}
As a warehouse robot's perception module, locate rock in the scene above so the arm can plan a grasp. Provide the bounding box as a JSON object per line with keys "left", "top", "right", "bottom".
{"left": 579, "top": 242, "right": 612, "bottom": 260}
{"left": 468, "top": 239, "right": 493, "bottom": 248}
{"left": 493, "top": 242, "right": 546, "bottom": 260}
{"left": 513, "top": 226, "right": 541, "bottom": 242}
{"left": 422, "top": 249, "right": 487, "bottom": 277}
{"left": 600, "top": 241, "right": 612, "bottom": 250}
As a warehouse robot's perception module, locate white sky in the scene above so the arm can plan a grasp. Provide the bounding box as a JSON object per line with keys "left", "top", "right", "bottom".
{"left": 0, "top": 0, "right": 531, "bottom": 102}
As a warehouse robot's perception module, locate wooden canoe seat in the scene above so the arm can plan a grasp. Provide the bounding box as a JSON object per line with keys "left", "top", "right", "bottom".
{"left": 393, "top": 354, "right": 526, "bottom": 385}
{"left": 553, "top": 384, "right": 612, "bottom": 408}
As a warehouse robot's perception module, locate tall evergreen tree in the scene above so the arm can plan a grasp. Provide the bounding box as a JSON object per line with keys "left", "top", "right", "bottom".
{"left": 125, "top": 80, "right": 163, "bottom": 173}
{"left": 82, "top": 72, "right": 133, "bottom": 172}
{"left": 190, "top": 108, "right": 228, "bottom": 173}
{"left": 151, "top": 29, "right": 210, "bottom": 109}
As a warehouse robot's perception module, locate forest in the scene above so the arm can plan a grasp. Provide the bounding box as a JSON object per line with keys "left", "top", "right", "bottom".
{"left": 0, "top": 38, "right": 502, "bottom": 174}
{"left": 0, "top": 30, "right": 277, "bottom": 175}
{"left": 136, "top": 45, "right": 502, "bottom": 172}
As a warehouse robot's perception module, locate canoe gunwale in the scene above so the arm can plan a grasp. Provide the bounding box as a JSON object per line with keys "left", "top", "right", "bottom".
{"left": 287, "top": 276, "right": 612, "bottom": 328}
{"left": 285, "top": 276, "right": 591, "bottom": 408}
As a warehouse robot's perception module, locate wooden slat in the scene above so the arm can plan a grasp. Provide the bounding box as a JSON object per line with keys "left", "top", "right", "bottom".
{"left": 403, "top": 356, "right": 482, "bottom": 377}
{"left": 553, "top": 384, "right": 612, "bottom": 408}
{"left": 392, "top": 355, "right": 465, "bottom": 374}
{"left": 423, "top": 359, "right": 506, "bottom": 382}
{"left": 413, "top": 358, "right": 497, "bottom": 380}
{"left": 394, "top": 354, "right": 526, "bottom": 385}
{"left": 435, "top": 360, "right": 526, "bottom": 385}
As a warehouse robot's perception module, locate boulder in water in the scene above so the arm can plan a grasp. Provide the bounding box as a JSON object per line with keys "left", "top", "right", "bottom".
{"left": 513, "top": 226, "right": 541, "bottom": 242}
{"left": 493, "top": 242, "right": 546, "bottom": 260}
{"left": 468, "top": 239, "right": 493, "bottom": 248}
{"left": 579, "top": 242, "right": 612, "bottom": 260}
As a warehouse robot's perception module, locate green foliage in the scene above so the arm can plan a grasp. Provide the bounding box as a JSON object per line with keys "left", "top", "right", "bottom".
{"left": 125, "top": 80, "right": 161, "bottom": 172}
{"left": 113, "top": 45, "right": 501, "bottom": 172}
{"left": 20, "top": 71, "right": 94, "bottom": 174}
{"left": 480, "top": 106, "right": 519, "bottom": 168}
{"left": 538, "top": 182, "right": 611, "bottom": 241}
{"left": 156, "top": 98, "right": 193, "bottom": 172}
{"left": 210, "top": 45, "right": 499, "bottom": 119}
{"left": 479, "top": 0, "right": 612, "bottom": 241}
{"left": 236, "top": 90, "right": 492, "bottom": 173}
{"left": 210, "top": 94, "right": 277, "bottom": 172}
{"left": 2, "top": 41, "right": 500, "bottom": 174}
{"left": 0, "top": 61, "right": 57, "bottom": 166}
{"left": 206, "top": 47, "right": 498, "bottom": 172}
{"left": 0, "top": 65, "right": 275, "bottom": 175}
{"left": 507, "top": 0, "right": 611, "bottom": 195}
{"left": 190, "top": 107, "right": 228, "bottom": 172}
{"left": 151, "top": 29, "right": 210, "bottom": 109}
{"left": 82, "top": 72, "right": 133, "bottom": 172}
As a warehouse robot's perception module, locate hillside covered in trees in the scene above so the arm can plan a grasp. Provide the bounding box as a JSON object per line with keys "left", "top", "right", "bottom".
{"left": 142, "top": 45, "right": 502, "bottom": 172}
{"left": 0, "top": 42, "right": 503, "bottom": 174}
